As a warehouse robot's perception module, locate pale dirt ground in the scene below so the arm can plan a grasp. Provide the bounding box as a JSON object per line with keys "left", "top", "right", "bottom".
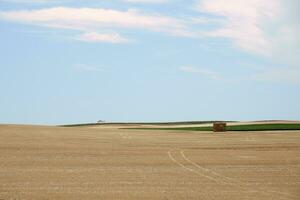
{"left": 0, "top": 124, "right": 299, "bottom": 200}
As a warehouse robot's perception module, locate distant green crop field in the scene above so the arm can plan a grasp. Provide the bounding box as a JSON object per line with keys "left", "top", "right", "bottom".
{"left": 225, "top": 124, "right": 300, "bottom": 131}
{"left": 128, "top": 124, "right": 300, "bottom": 132}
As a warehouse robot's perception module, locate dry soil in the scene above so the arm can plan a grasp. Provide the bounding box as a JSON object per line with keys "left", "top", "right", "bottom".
{"left": 0, "top": 124, "right": 299, "bottom": 200}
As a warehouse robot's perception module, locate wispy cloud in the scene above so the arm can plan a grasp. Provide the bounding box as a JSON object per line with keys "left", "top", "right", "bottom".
{"left": 179, "top": 66, "right": 221, "bottom": 80}
{"left": 0, "top": 0, "right": 64, "bottom": 3}
{"left": 122, "top": 0, "right": 169, "bottom": 3}
{"left": 196, "top": 0, "right": 279, "bottom": 56}
{"left": 0, "top": 7, "right": 190, "bottom": 43}
{"left": 195, "top": 0, "right": 300, "bottom": 65}
{"left": 0, "top": 7, "right": 184, "bottom": 32}
{"left": 1, "top": 0, "right": 169, "bottom": 4}
{"left": 75, "top": 32, "right": 129, "bottom": 43}
{"left": 0, "top": 0, "right": 299, "bottom": 65}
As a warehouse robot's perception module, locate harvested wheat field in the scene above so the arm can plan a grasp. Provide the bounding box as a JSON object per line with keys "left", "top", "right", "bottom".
{"left": 0, "top": 124, "right": 299, "bottom": 200}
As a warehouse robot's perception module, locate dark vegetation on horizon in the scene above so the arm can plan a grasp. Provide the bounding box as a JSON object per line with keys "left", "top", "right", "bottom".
{"left": 60, "top": 121, "right": 234, "bottom": 127}
{"left": 128, "top": 124, "right": 300, "bottom": 132}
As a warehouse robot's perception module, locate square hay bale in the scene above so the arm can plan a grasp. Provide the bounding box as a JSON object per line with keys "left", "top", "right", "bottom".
{"left": 213, "top": 122, "right": 227, "bottom": 132}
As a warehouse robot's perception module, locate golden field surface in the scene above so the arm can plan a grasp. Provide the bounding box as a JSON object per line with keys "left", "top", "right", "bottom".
{"left": 0, "top": 124, "right": 299, "bottom": 200}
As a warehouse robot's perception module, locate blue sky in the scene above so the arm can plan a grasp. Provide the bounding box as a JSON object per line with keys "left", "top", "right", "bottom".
{"left": 0, "top": 0, "right": 299, "bottom": 125}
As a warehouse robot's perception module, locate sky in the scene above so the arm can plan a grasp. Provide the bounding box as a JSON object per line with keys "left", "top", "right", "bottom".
{"left": 0, "top": 0, "right": 299, "bottom": 125}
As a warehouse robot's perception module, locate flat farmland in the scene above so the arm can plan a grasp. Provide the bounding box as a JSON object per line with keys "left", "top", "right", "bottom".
{"left": 0, "top": 125, "right": 299, "bottom": 200}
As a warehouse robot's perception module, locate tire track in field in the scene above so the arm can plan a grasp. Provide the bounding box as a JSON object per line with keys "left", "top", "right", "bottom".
{"left": 180, "top": 150, "right": 238, "bottom": 183}
{"left": 168, "top": 149, "right": 296, "bottom": 200}
{"left": 167, "top": 150, "right": 223, "bottom": 184}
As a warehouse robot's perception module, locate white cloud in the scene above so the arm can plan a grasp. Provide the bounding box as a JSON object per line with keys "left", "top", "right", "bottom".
{"left": 1, "top": 0, "right": 169, "bottom": 3}
{"left": 75, "top": 32, "right": 129, "bottom": 43}
{"left": 0, "top": 0, "right": 298, "bottom": 66}
{"left": 180, "top": 66, "right": 221, "bottom": 80}
{"left": 196, "top": 0, "right": 279, "bottom": 56}
{"left": 122, "top": 0, "right": 169, "bottom": 3}
{"left": 0, "top": 7, "right": 190, "bottom": 42}
{"left": 196, "top": 0, "right": 300, "bottom": 66}
{"left": 0, "top": 7, "right": 183, "bottom": 31}
{"left": 0, "top": 0, "right": 62, "bottom": 3}
{"left": 194, "top": 0, "right": 300, "bottom": 86}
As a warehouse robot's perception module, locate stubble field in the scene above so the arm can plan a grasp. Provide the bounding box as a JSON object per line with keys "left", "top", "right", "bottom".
{"left": 0, "top": 124, "right": 299, "bottom": 200}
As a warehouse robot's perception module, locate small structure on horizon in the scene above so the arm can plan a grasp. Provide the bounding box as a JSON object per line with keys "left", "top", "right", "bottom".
{"left": 97, "top": 120, "right": 105, "bottom": 123}
{"left": 213, "top": 122, "right": 227, "bottom": 132}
